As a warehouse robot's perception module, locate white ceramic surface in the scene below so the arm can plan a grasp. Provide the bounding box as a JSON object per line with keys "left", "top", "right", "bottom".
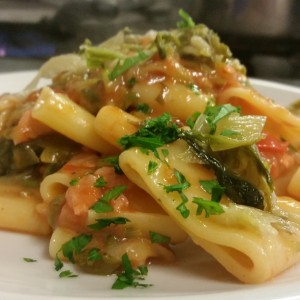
{"left": 0, "top": 72, "right": 300, "bottom": 300}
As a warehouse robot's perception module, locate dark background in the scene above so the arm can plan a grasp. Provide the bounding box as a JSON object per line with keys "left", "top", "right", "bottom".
{"left": 0, "top": 0, "right": 299, "bottom": 86}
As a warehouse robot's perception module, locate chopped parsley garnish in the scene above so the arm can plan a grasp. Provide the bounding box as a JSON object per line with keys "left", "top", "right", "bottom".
{"left": 199, "top": 179, "right": 225, "bottom": 202}
{"left": 23, "top": 257, "right": 37, "bottom": 262}
{"left": 177, "top": 9, "right": 195, "bottom": 29}
{"left": 137, "top": 103, "right": 152, "bottom": 115}
{"left": 192, "top": 197, "right": 224, "bottom": 217}
{"left": 112, "top": 253, "right": 152, "bottom": 289}
{"left": 202, "top": 104, "right": 240, "bottom": 134}
{"left": 59, "top": 234, "right": 93, "bottom": 264}
{"left": 192, "top": 180, "right": 225, "bottom": 217}
{"left": 87, "top": 248, "right": 103, "bottom": 261}
{"left": 187, "top": 83, "right": 200, "bottom": 95}
{"left": 176, "top": 198, "right": 190, "bottom": 219}
{"left": 186, "top": 112, "right": 201, "bottom": 129}
{"left": 100, "top": 156, "right": 124, "bottom": 174}
{"left": 163, "top": 169, "right": 191, "bottom": 193}
{"left": 149, "top": 231, "right": 171, "bottom": 244}
{"left": 69, "top": 178, "right": 79, "bottom": 186}
{"left": 54, "top": 234, "right": 93, "bottom": 279}
{"left": 109, "top": 51, "right": 149, "bottom": 81}
{"left": 163, "top": 169, "right": 191, "bottom": 219}
{"left": 118, "top": 113, "right": 179, "bottom": 151}
{"left": 59, "top": 270, "right": 78, "bottom": 278}
{"left": 91, "top": 185, "right": 128, "bottom": 213}
{"left": 161, "top": 148, "right": 169, "bottom": 158}
{"left": 101, "top": 156, "right": 123, "bottom": 174}
{"left": 54, "top": 256, "right": 64, "bottom": 271}
{"left": 94, "top": 176, "right": 107, "bottom": 188}
{"left": 88, "top": 217, "right": 130, "bottom": 230}
{"left": 147, "top": 160, "right": 158, "bottom": 175}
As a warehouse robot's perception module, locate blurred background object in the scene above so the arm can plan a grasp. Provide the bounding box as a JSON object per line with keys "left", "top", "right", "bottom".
{"left": 0, "top": 0, "right": 299, "bottom": 86}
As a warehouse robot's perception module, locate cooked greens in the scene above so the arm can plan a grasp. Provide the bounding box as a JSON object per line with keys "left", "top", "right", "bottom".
{"left": 119, "top": 102, "right": 272, "bottom": 211}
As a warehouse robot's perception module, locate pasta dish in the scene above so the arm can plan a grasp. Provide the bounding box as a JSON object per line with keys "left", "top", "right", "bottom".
{"left": 1, "top": 10, "right": 300, "bottom": 288}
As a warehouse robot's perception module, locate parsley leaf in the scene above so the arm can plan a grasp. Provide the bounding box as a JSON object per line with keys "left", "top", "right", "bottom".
{"left": 101, "top": 156, "right": 123, "bottom": 174}
{"left": 163, "top": 169, "right": 191, "bottom": 193}
{"left": 87, "top": 248, "right": 103, "bottom": 261}
{"left": 187, "top": 83, "right": 200, "bottom": 95}
{"left": 88, "top": 217, "right": 130, "bottom": 230}
{"left": 59, "top": 270, "right": 78, "bottom": 278}
{"left": 147, "top": 160, "right": 158, "bottom": 175}
{"left": 91, "top": 185, "right": 128, "bottom": 213}
{"left": 137, "top": 103, "right": 152, "bottom": 115}
{"left": 112, "top": 253, "right": 152, "bottom": 289}
{"left": 199, "top": 179, "right": 225, "bottom": 202}
{"left": 23, "top": 257, "right": 37, "bottom": 262}
{"left": 161, "top": 148, "right": 169, "bottom": 158}
{"left": 54, "top": 256, "right": 64, "bottom": 271}
{"left": 176, "top": 198, "right": 190, "bottom": 218}
{"left": 186, "top": 112, "right": 201, "bottom": 129}
{"left": 149, "top": 231, "right": 171, "bottom": 244}
{"left": 109, "top": 51, "right": 149, "bottom": 81}
{"left": 60, "top": 234, "right": 93, "bottom": 264}
{"left": 69, "top": 178, "right": 79, "bottom": 186}
{"left": 192, "top": 197, "right": 224, "bottom": 217}
{"left": 203, "top": 104, "right": 240, "bottom": 134}
{"left": 163, "top": 169, "right": 191, "bottom": 219}
{"left": 94, "top": 176, "right": 107, "bottom": 188}
{"left": 118, "top": 113, "right": 179, "bottom": 151}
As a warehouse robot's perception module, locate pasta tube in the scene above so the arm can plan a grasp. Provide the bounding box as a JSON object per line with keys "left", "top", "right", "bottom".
{"left": 32, "top": 87, "right": 118, "bottom": 154}
{"left": 119, "top": 141, "right": 300, "bottom": 283}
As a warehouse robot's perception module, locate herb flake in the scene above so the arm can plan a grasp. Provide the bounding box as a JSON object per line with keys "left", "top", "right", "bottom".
{"left": 88, "top": 217, "right": 130, "bottom": 230}
{"left": 23, "top": 257, "right": 37, "bottom": 262}
{"left": 91, "top": 185, "right": 128, "bottom": 213}
{"left": 149, "top": 231, "right": 171, "bottom": 244}
{"left": 192, "top": 197, "right": 224, "bottom": 217}
{"left": 112, "top": 253, "right": 152, "bottom": 289}
{"left": 60, "top": 234, "right": 93, "bottom": 264}
{"left": 147, "top": 160, "right": 158, "bottom": 175}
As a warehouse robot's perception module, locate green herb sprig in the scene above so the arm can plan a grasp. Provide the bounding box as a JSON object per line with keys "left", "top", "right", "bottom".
{"left": 91, "top": 185, "right": 128, "bottom": 213}
{"left": 163, "top": 169, "right": 191, "bottom": 218}
{"left": 112, "top": 253, "right": 152, "bottom": 289}
{"left": 119, "top": 113, "right": 179, "bottom": 151}
{"left": 88, "top": 217, "right": 130, "bottom": 230}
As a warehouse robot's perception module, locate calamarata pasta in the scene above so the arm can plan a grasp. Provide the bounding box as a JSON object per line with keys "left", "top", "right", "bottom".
{"left": 1, "top": 10, "right": 300, "bottom": 287}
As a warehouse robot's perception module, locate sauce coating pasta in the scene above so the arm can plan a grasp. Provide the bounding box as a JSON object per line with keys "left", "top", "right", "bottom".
{"left": 1, "top": 10, "right": 300, "bottom": 287}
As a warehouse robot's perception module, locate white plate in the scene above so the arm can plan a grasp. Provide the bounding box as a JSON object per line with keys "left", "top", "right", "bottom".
{"left": 0, "top": 71, "right": 300, "bottom": 300}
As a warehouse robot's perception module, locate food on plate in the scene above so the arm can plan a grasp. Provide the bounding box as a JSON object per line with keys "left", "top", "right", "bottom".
{"left": 1, "top": 10, "right": 300, "bottom": 286}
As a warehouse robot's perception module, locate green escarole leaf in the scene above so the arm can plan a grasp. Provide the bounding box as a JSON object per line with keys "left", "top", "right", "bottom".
{"left": 177, "top": 9, "right": 196, "bottom": 29}
{"left": 109, "top": 51, "right": 150, "bottom": 81}
{"left": 83, "top": 45, "right": 125, "bottom": 69}
{"left": 191, "top": 104, "right": 266, "bottom": 151}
